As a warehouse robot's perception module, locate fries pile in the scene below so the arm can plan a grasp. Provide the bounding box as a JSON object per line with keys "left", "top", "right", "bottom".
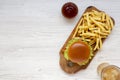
{"left": 73, "top": 10, "right": 114, "bottom": 51}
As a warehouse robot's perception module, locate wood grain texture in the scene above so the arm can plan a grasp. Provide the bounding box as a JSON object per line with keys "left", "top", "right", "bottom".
{"left": 0, "top": 0, "right": 120, "bottom": 80}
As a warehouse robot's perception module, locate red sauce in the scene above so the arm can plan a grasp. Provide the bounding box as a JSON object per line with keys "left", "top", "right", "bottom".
{"left": 62, "top": 2, "right": 78, "bottom": 18}
{"left": 68, "top": 41, "right": 90, "bottom": 64}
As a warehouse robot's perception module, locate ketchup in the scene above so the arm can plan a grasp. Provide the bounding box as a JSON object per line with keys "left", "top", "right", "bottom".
{"left": 68, "top": 41, "right": 90, "bottom": 64}
{"left": 62, "top": 2, "right": 78, "bottom": 18}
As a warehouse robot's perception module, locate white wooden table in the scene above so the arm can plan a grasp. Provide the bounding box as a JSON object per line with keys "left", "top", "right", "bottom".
{"left": 0, "top": 0, "right": 120, "bottom": 80}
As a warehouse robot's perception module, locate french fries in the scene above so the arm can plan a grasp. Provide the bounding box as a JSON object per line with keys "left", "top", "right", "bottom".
{"left": 73, "top": 10, "right": 114, "bottom": 51}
